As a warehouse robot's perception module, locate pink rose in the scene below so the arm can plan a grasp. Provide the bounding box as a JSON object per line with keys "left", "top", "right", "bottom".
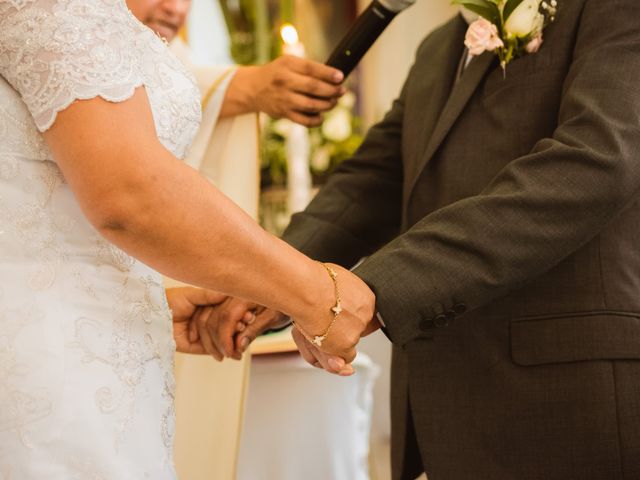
{"left": 464, "top": 18, "right": 504, "bottom": 56}
{"left": 525, "top": 34, "right": 543, "bottom": 53}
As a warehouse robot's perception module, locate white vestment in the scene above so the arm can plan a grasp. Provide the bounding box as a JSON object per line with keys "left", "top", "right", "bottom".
{"left": 168, "top": 38, "right": 259, "bottom": 480}
{"left": 170, "top": 38, "right": 259, "bottom": 218}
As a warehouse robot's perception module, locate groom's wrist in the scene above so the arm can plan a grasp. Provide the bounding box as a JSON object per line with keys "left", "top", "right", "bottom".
{"left": 264, "top": 314, "right": 292, "bottom": 334}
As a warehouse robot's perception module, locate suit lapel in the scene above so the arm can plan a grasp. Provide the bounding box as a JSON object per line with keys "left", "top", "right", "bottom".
{"left": 406, "top": 49, "right": 496, "bottom": 200}
{"left": 408, "top": 17, "right": 467, "bottom": 184}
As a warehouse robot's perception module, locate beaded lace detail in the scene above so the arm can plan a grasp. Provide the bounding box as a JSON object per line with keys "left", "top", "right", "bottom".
{"left": 0, "top": 0, "right": 200, "bottom": 477}
{"left": 0, "top": 0, "right": 201, "bottom": 157}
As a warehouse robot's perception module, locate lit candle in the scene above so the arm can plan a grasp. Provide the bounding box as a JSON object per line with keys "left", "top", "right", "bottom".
{"left": 280, "top": 23, "right": 312, "bottom": 214}
{"left": 281, "top": 23, "right": 306, "bottom": 57}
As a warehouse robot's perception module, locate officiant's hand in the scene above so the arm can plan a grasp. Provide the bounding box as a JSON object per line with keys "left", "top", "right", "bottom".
{"left": 166, "top": 287, "right": 230, "bottom": 358}
{"left": 223, "top": 56, "right": 346, "bottom": 127}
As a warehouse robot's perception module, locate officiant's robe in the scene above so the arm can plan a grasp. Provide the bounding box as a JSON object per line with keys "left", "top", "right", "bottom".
{"left": 170, "top": 38, "right": 259, "bottom": 218}
{"left": 168, "top": 39, "right": 258, "bottom": 480}
{"left": 281, "top": 0, "right": 640, "bottom": 478}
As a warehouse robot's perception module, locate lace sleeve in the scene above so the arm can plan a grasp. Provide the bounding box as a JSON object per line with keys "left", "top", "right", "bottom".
{"left": 0, "top": 0, "right": 153, "bottom": 132}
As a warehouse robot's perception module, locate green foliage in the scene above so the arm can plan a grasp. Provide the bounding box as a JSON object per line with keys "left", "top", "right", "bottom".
{"left": 261, "top": 93, "right": 364, "bottom": 187}
{"left": 218, "top": 0, "right": 257, "bottom": 64}
{"left": 452, "top": 0, "right": 501, "bottom": 25}
{"left": 261, "top": 127, "right": 288, "bottom": 186}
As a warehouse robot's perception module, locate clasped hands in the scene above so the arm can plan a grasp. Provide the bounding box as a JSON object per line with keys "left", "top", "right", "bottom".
{"left": 167, "top": 263, "right": 380, "bottom": 375}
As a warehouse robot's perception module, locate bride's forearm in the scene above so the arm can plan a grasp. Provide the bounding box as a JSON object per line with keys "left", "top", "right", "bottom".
{"left": 98, "top": 164, "right": 329, "bottom": 320}
{"left": 43, "top": 89, "right": 332, "bottom": 322}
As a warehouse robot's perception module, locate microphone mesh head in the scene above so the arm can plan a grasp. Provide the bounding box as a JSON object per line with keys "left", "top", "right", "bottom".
{"left": 377, "top": 0, "right": 416, "bottom": 13}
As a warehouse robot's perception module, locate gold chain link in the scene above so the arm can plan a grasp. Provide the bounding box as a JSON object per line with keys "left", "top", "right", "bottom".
{"left": 292, "top": 262, "right": 342, "bottom": 348}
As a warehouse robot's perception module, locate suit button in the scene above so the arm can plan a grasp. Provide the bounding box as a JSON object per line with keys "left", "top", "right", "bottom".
{"left": 434, "top": 314, "right": 448, "bottom": 327}
{"left": 453, "top": 303, "right": 467, "bottom": 314}
{"left": 419, "top": 318, "right": 435, "bottom": 331}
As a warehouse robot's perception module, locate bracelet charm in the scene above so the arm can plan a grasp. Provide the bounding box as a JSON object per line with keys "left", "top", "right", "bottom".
{"left": 294, "top": 262, "right": 342, "bottom": 348}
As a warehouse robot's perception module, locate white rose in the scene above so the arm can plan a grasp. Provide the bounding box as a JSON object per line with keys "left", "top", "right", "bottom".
{"left": 504, "top": 0, "right": 543, "bottom": 37}
{"left": 311, "top": 145, "right": 332, "bottom": 172}
{"left": 322, "top": 109, "right": 352, "bottom": 143}
{"left": 338, "top": 91, "right": 356, "bottom": 109}
{"left": 272, "top": 118, "right": 292, "bottom": 138}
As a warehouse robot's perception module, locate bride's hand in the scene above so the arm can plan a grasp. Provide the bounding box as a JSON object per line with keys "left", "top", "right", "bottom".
{"left": 292, "top": 263, "right": 378, "bottom": 366}
{"left": 292, "top": 328, "right": 355, "bottom": 376}
{"left": 165, "top": 287, "right": 228, "bottom": 358}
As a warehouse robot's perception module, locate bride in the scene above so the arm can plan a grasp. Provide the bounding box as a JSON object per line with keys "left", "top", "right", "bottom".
{"left": 0, "top": 0, "right": 374, "bottom": 477}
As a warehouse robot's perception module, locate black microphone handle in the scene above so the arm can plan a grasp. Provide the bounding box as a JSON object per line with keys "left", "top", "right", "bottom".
{"left": 326, "top": 0, "right": 397, "bottom": 77}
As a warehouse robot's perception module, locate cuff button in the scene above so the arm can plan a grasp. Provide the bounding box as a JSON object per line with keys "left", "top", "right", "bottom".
{"left": 419, "top": 318, "right": 435, "bottom": 331}
{"left": 453, "top": 303, "right": 467, "bottom": 314}
{"left": 434, "top": 314, "right": 448, "bottom": 328}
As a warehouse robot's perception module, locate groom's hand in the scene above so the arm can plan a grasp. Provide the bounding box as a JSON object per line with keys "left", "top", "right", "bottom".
{"left": 166, "top": 287, "right": 228, "bottom": 358}
{"left": 200, "top": 297, "right": 259, "bottom": 360}
{"left": 202, "top": 299, "right": 287, "bottom": 360}
{"left": 232, "top": 307, "right": 290, "bottom": 355}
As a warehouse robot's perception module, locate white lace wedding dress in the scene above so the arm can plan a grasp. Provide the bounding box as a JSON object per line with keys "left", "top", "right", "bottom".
{"left": 0, "top": 0, "right": 201, "bottom": 478}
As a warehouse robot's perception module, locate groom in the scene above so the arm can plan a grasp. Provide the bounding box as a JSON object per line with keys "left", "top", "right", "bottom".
{"left": 217, "top": 0, "right": 640, "bottom": 478}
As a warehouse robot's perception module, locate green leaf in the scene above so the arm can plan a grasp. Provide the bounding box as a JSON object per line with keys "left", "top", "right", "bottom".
{"left": 453, "top": 0, "right": 501, "bottom": 25}
{"left": 503, "top": 0, "right": 526, "bottom": 21}
{"left": 451, "top": 0, "right": 493, "bottom": 8}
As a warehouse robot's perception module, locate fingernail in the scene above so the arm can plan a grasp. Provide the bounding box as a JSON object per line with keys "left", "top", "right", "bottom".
{"left": 237, "top": 322, "right": 246, "bottom": 332}
{"left": 240, "top": 337, "right": 250, "bottom": 352}
{"left": 340, "top": 365, "right": 355, "bottom": 376}
{"left": 328, "top": 357, "right": 345, "bottom": 371}
{"left": 333, "top": 71, "right": 344, "bottom": 83}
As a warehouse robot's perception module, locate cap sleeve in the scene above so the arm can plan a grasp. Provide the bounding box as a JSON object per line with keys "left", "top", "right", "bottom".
{"left": 0, "top": 0, "right": 150, "bottom": 132}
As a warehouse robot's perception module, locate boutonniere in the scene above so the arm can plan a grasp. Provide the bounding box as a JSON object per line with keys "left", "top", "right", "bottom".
{"left": 454, "top": 0, "right": 557, "bottom": 75}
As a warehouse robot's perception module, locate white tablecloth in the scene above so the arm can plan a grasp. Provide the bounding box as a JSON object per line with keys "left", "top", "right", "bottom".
{"left": 237, "top": 352, "right": 379, "bottom": 480}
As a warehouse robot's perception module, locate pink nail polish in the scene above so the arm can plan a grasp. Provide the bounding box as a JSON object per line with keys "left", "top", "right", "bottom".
{"left": 328, "top": 358, "right": 345, "bottom": 371}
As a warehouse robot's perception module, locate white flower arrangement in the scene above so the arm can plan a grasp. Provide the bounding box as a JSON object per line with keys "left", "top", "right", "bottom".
{"left": 454, "top": 0, "right": 557, "bottom": 73}
{"left": 262, "top": 90, "right": 363, "bottom": 186}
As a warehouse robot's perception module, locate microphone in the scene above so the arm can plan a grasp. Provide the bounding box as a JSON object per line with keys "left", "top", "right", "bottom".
{"left": 326, "top": 0, "right": 416, "bottom": 77}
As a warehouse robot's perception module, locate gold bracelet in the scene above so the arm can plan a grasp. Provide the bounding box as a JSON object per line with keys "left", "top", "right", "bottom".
{"left": 293, "top": 262, "right": 342, "bottom": 347}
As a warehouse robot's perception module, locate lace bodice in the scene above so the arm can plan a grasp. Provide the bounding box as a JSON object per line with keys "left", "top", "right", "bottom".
{"left": 0, "top": 0, "right": 200, "bottom": 155}
{"left": 0, "top": 1, "right": 201, "bottom": 478}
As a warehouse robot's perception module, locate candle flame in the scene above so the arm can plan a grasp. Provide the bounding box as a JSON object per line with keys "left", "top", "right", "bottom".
{"left": 280, "top": 23, "right": 299, "bottom": 46}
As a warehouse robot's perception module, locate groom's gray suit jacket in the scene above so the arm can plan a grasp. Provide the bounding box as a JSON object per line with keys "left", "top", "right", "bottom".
{"left": 282, "top": 0, "right": 640, "bottom": 478}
